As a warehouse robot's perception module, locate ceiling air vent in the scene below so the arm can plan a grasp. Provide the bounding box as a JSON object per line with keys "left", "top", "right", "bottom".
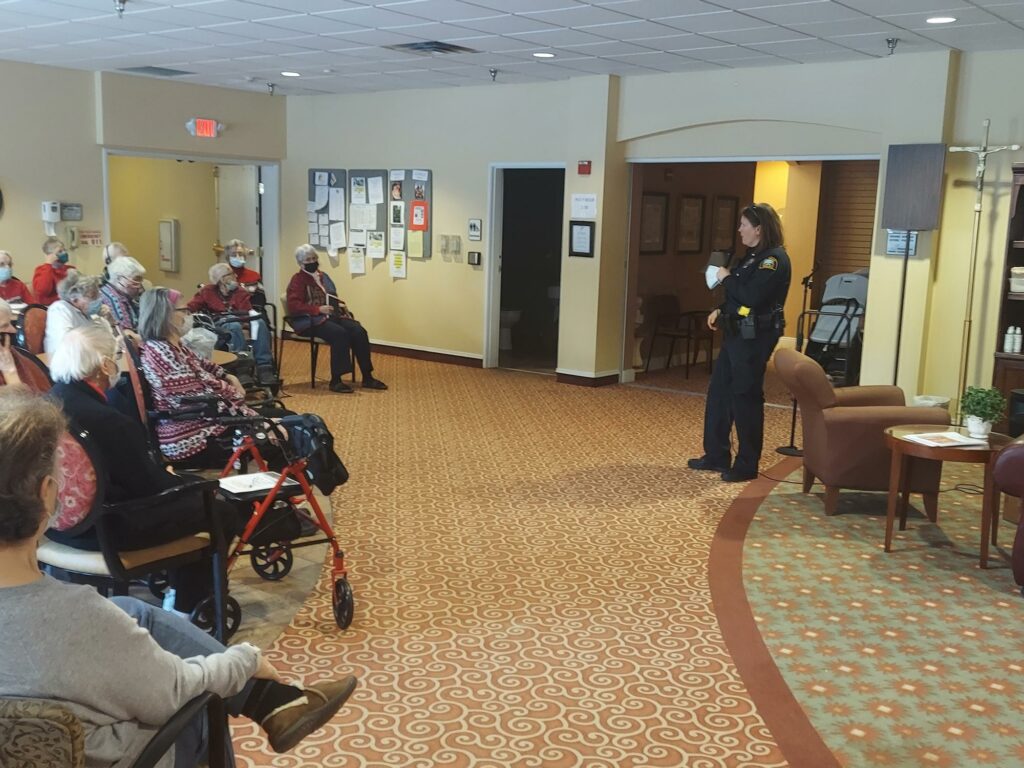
{"left": 385, "top": 41, "right": 479, "bottom": 55}
{"left": 117, "top": 66, "right": 194, "bottom": 77}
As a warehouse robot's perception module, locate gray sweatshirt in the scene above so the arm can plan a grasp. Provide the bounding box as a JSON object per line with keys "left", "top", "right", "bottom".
{"left": 0, "top": 576, "right": 259, "bottom": 768}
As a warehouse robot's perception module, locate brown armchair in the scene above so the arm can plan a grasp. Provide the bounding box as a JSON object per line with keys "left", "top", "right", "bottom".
{"left": 774, "top": 348, "right": 949, "bottom": 515}
{"left": 992, "top": 442, "right": 1024, "bottom": 590}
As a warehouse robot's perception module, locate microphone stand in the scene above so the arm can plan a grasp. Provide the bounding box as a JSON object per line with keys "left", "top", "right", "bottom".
{"left": 776, "top": 265, "right": 816, "bottom": 457}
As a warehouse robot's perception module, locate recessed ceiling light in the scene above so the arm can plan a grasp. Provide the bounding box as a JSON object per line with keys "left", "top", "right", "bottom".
{"left": 533, "top": 52, "right": 555, "bottom": 59}
{"left": 280, "top": 71, "right": 301, "bottom": 77}
{"left": 926, "top": 16, "right": 956, "bottom": 24}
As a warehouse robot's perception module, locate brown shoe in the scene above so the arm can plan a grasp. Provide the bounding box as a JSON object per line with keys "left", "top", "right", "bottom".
{"left": 262, "top": 676, "right": 358, "bottom": 753}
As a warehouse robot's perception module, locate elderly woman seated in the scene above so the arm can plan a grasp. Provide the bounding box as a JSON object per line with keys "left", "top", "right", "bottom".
{"left": 0, "top": 250, "right": 33, "bottom": 303}
{"left": 139, "top": 288, "right": 288, "bottom": 467}
{"left": 189, "top": 262, "right": 275, "bottom": 384}
{"left": 99, "top": 255, "right": 146, "bottom": 332}
{"left": 43, "top": 271, "right": 114, "bottom": 355}
{"left": 47, "top": 324, "right": 243, "bottom": 615}
{"left": 0, "top": 299, "right": 22, "bottom": 388}
{"left": 0, "top": 388, "right": 358, "bottom": 766}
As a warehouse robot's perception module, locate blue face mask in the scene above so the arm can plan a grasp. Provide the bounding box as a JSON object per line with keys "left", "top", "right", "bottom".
{"left": 56, "top": 251, "right": 69, "bottom": 265}
{"left": 87, "top": 298, "right": 103, "bottom": 316}
{"left": 229, "top": 256, "right": 245, "bottom": 269}
{"left": 0, "top": 267, "right": 11, "bottom": 282}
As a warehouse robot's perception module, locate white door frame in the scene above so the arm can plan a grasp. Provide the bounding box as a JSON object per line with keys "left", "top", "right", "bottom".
{"left": 483, "top": 162, "right": 567, "bottom": 368}
{"left": 101, "top": 148, "right": 281, "bottom": 300}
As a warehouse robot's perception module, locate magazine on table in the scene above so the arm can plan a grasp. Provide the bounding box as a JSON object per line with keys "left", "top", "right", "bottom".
{"left": 901, "top": 431, "right": 988, "bottom": 448}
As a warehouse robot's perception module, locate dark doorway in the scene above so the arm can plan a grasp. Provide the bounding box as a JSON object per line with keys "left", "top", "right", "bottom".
{"left": 498, "top": 169, "right": 565, "bottom": 372}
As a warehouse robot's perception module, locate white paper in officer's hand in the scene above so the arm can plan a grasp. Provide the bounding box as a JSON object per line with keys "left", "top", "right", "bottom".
{"left": 705, "top": 265, "right": 720, "bottom": 290}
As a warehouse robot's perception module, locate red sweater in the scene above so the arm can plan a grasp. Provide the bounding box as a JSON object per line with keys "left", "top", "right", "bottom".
{"left": 232, "top": 265, "right": 262, "bottom": 286}
{"left": 188, "top": 284, "right": 253, "bottom": 314}
{"left": 32, "top": 262, "right": 72, "bottom": 306}
{"left": 0, "top": 278, "right": 33, "bottom": 303}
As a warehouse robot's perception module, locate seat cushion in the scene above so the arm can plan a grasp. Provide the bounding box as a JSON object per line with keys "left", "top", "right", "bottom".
{"left": 37, "top": 535, "right": 208, "bottom": 576}
{"left": 0, "top": 698, "right": 85, "bottom": 768}
{"left": 51, "top": 433, "right": 98, "bottom": 533}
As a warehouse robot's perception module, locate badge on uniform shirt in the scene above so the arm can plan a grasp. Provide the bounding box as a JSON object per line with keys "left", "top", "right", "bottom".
{"left": 759, "top": 256, "right": 778, "bottom": 271}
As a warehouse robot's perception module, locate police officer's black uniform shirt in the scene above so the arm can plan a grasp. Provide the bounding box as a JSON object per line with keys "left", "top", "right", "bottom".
{"left": 719, "top": 246, "right": 791, "bottom": 320}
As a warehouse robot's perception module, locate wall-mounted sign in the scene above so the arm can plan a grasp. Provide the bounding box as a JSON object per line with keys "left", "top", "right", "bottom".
{"left": 60, "top": 202, "right": 83, "bottom": 221}
{"left": 185, "top": 117, "right": 224, "bottom": 138}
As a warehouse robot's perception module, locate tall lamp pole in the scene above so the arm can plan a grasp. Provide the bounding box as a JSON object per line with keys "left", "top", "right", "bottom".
{"left": 949, "top": 120, "right": 1020, "bottom": 410}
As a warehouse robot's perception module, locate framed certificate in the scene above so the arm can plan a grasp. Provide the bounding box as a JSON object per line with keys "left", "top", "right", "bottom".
{"left": 569, "top": 220, "right": 595, "bottom": 258}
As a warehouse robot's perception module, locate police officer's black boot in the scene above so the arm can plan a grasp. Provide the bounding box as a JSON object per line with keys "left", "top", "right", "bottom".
{"left": 721, "top": 468, "right": 757, "bottom": 482}
{"left": 687, "top": 456, "right": 731, "bottom": 472}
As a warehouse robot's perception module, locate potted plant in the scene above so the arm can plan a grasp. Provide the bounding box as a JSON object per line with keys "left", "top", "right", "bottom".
{"left": 961, "top": 386, "right": 1007, "bottom": 438}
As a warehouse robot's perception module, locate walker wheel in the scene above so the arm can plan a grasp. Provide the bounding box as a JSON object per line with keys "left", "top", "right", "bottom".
{"left": 332, "top": 578, "right": 354, "bottom": 630}
{"left": 250, "top": 543, "right": 293, "bottom": 581}
{"left": 147, "top": 571, "right": 169, "bottom": 599}
{"left": 190, "top": 595, "right": 241, "bottom": 641}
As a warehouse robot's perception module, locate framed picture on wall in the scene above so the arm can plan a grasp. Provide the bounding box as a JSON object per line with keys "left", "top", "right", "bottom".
{"left": 676, "top": 195, "right": 704, "bottom": 253}
{"left": 639, "top": 193, "right": 668, "bottom": 254}
{"left": 711, "top": 196, "right": 738, "bottom": 252}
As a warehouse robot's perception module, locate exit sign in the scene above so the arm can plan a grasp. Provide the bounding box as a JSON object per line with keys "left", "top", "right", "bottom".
{"left": 185, "top": 117, "right": 223, "bottom": 138}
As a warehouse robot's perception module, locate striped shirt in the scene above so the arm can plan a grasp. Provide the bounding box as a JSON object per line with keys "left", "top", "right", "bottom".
{"left": 98, "top": 283, "right": 139, "bottom": 331}
{"left": 139, "top": 340, "right": 257, "bottom": 461}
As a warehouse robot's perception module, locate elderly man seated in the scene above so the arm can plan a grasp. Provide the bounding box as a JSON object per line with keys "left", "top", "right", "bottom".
{"left": 189, "top": 263, "right": 275, "bottom": 385}
{"left": 99, "top": 255, "right": 146, "bottom": 332}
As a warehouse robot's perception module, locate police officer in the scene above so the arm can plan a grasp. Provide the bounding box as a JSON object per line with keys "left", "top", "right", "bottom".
{"left": 688, "top": 202, "right": 791, "bottom": 482}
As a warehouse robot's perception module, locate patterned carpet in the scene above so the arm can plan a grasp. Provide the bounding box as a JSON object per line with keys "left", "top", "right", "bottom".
{"left": 631, "top": 359, "right": 795, "bottom": 407}
{"left": 230, "top": 349, "right": 796, "bottom": 766}
{"left": 744, "top": 463, "right": 1024, "bottom": 767}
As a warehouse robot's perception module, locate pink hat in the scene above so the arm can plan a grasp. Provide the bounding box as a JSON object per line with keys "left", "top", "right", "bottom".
{"left": 167, "top": 289, "right": 181, "bottom": 305}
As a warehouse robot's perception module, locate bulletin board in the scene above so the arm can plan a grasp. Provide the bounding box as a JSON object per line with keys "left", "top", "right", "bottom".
{"left": 347, "top": 169, "right": 388, "bottom": 263}
{"left": 306, "top": 169, "right": 347, "bottom": 253}
{"left": 390, "top": 169, "right": 433, "bottom": 259}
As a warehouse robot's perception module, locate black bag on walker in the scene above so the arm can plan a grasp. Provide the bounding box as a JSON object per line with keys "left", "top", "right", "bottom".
{"left": 280, "top": 414, "right": 349, "bottom": 495}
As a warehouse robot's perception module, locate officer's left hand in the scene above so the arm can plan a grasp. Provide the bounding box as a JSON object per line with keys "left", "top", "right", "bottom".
{"left": 716, "top": 266, "right": 731, "bottom": 282}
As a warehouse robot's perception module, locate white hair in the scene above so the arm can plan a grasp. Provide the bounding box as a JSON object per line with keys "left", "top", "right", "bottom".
{"left": 209, "top": 262, "right": 233, "bottom": 283}
{"left": 107, "top": 256, "right": 145, "bottom": 281}
{"left": 224, "top": 239, "right": 247, "bottom": 259}
{"left": 0, "top": 251, "right": 11, "bottom": 267}
{"left": 56, "top": 271, "right": 101, "bottom": 303}
{"left": 104, "top": 242, "right": 130, "bottom": 263}
{"left": 294, "top": 243, "right": 317, "bottom": 264}
{"left": 48, "top": 325, "right": 116, "bottom": 384}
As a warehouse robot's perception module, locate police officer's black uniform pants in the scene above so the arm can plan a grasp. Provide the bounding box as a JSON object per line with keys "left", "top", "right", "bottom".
{"left": 702, "top": 329, "right": 782, "bottom": 475}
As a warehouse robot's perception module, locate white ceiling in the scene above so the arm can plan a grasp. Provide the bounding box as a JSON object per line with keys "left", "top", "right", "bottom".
{"left": 2, "top": 0, "right": 1024, "bottom": 94}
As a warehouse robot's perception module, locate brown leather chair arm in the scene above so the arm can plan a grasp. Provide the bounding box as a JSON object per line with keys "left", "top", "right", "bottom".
{"left": 833, "top": 385, "right": 906, "bottom": 408}
{"left": 824, "top": 405, "right": 949, "bottom": 432}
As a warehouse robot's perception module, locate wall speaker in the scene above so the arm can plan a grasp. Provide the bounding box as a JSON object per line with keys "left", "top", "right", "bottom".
{"left": 880, "top": 143, "right": 946, "bottom": 232}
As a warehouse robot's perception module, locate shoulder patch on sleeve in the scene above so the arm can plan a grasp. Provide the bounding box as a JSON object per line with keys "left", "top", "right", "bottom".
{"left": 759, "top": 256, "right": 778, "bottom": 271}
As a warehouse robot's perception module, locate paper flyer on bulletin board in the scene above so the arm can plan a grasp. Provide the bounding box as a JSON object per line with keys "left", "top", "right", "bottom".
{"left": 348, "top": 169, "right": 387, "bottom": 260}
{"left": 391, "top": 169, "right": 432, "bottom": 259}
{"left": 307, "top": 168, "right": 346, "bottom": 257}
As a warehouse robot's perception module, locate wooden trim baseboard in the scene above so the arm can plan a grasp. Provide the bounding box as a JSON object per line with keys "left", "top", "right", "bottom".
{"left": 371, "top": 345, "right": 483, "bottom": 368}
{"left": 555, "top": 372, "right": 619, "bottom": 387}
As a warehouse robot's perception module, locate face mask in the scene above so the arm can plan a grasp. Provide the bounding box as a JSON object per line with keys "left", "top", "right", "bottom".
{"left": 56, "top": 251, "right": 69, "bottom": 265}
{"left": 302, "top": 261, "right": 319, "bottom": 274}
{"left": 177, "top": 313, "right": 194, "bottom": 336}
{"left": 229, "top": 256, "right": 245, "bottom": 268}
{"left": 0, "top": 267, "right": 11, "bottom": 282}
{"left": 87, "top": 298, "right": 103, "bottom": 316}
{"left": 223, "top": 279, "right": 239, "bottom": 292}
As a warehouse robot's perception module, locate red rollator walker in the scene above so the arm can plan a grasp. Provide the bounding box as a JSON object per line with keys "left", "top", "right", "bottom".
{"left": 204, "top": 412, "right": 355, "bottom": 637}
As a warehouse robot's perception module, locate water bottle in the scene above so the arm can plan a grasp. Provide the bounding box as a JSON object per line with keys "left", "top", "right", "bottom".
{"left": 1015, "top": 327, "right": 1023, "bottom": 355}
{"left": 1005, "top": 326, "right": 1015, "bottom": 354}
{"left": 232, "top": 429, "right": 244, "bottom": 471}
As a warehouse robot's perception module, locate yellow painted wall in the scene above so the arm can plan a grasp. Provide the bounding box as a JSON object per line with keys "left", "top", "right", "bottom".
{"left": 782, "top": 163, "right": 822, "bottom": 333}
{"left": 0, "top": 61, "right": 107, "bottom": 277}
{"left": 107, "top": 156, "right": 218, "bottom": 295}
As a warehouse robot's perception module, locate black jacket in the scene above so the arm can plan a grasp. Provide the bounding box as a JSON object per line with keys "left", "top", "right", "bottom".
{"left": 49, "top": 380, "right": 181, "bottom": 504}
{"left": 720, "top": 246, "right": 791, "bottom": 318}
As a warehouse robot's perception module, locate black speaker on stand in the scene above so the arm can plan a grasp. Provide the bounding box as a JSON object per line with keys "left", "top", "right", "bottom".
{"left": 880, "top": 144, "right": 946, "bottom": 386}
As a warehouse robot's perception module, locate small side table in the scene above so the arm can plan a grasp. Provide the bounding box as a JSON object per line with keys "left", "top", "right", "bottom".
{"left": 884, "top": 425, "right": 1013, "bottom": 568}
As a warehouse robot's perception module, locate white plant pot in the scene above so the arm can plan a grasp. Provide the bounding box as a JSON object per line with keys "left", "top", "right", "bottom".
{"left": 964, "top": 415, "right": 993, "bottom": 439}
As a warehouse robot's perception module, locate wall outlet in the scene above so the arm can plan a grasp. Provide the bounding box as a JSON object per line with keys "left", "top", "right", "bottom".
{"left": 468, "top": 251, "right": 481, "bottom": 266}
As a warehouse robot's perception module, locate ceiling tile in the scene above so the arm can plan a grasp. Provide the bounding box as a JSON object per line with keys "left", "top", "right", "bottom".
{"left": 838, "top": 0, "right": 972, "bottom": 13}
{"left": 247, "top": 0, "right": 365, "bottom": 11}
{"left": 454, "top": 13, "right": 559, "bottom": 34}
{"left": 745, "top": 1, "right": 870, "bottom": 26}
{"left": 393, "top": 0, "right": 507, "bottom": 22}
{"left": 708, "top": 27, "right": 811, "bottom": 45}
{"left": 522, "top": 6, "right": 641, "bottom": 26}
{"left": 656, "top": 11, "right": 770, "bottom": 34}
{"left": 505, "top": 27, "right": 613, "bottom": 46}
{"left": 578, "top": 19, "right": 686, "bottom": 40}
{"left": 319, "top": 6, "right": 436, "bottom": 29}
{"left": 463, "top": 1, "right": 587, "bottom": 12}
{"left": 257, "top": 13, "right": 369, "bottom": 35}
{"left": 593, "top": 0, "right": 724, "bottom": 17}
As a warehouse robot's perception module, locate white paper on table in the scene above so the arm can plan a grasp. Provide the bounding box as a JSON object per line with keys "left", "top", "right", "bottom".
{"left": 390, "top": 169, "right": 406, "bottom": 181}
{"left": 571, "top": 193, "right": 598, "bottom": 219}
{"left": 307, "top": 222, "right": 319, "bottom": 235}
{"left": 348, "top": 247, "right": 366, "bottom": 275}
{"left": 318, "top": 213, "right": 329, "bottom": 225}
{"left": 350, "top": 229, "right": 367, "bottom": 246}
{"left": 329, "top": 222, "right": 347, "bottom": 250}
{"left": 314, "top": 171, "right": 328, "bottom": 186}
{"left": 412, "top": 169, "right": 429, "bottom": 181}
{"left": 390, "top": 250, "right": 406, "bottom": 279}
{"left": 351, "top": 177, "right": 367, "bottom": 205}
{"left": 390, "top": 227, "right": 405, "bottom": 250}
{"left": 705, "top": 265, "right": 720, "bottom": 290}
{"left": 307, "top": 211, "right": 317, "bottom": 223}
{"left": 328, "top": 187, "right": 345, "bottom": 221}
{"left": 367, "top": 176, "right": 384, "bottom": 205}
{"left": 350, "top": 204, "right": 376, "bottom": 231}
{"left": 314, "top": 185, "right": 328, "bottom": 210}
{"left": 367, "top": 231, "right": 385, "bottom": 259}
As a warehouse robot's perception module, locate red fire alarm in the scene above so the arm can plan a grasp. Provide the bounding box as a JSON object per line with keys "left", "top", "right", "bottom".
{"left": 577, "top": 160, "right": 592, "bottom": 175}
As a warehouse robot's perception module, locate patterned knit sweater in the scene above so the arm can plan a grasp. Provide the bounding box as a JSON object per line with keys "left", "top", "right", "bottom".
{"left": 139, "top": 340, "right": 257, "bottom": 461}
{"left": 99, "top": 283, "right": 139, "bottom": 331}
